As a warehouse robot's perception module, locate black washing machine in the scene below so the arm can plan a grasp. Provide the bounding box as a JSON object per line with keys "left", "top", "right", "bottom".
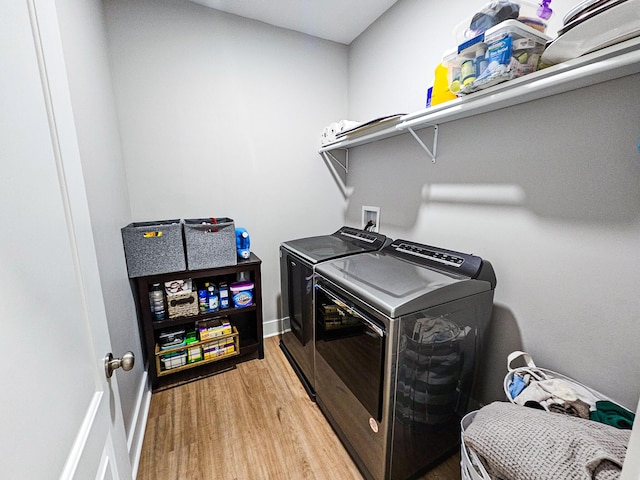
{"left": 279, "top": 226, "right": 390, "bottom": 399}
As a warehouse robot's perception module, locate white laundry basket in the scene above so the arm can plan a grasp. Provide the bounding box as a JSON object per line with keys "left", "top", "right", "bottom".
{"left": 460, "top": 411, "right": 492, "bottom": 480}
{"left": 503, "top": 351, "right": 626, "bottom": 409}
{"left": 461, "top": 351, "right": 634, "bottom": 480}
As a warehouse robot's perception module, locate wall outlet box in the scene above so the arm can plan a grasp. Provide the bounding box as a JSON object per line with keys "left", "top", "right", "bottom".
{"left": 362, "top": 206, "right": 380, "bottom": 232}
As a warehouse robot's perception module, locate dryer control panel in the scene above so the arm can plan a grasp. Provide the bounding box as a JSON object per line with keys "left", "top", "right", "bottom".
{"left": 334, "top": 226, "right": 388, "bottom": 249}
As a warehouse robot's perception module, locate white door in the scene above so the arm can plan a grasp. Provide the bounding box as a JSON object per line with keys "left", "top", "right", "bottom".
{"left": 0, "top": 2, "right": 133, "bottom": 479}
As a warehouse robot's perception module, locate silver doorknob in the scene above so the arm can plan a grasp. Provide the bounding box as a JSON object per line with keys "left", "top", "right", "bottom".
{"left": 104, "top": 351, "right": 135, "bottom": 378}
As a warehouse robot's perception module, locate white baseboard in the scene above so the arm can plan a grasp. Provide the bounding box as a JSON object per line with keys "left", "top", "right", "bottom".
{"left": 127, "top": 371, "right": 151, "bottom": 479}
{"left": 263, "top": 317, "right": 283, "bottom": 338}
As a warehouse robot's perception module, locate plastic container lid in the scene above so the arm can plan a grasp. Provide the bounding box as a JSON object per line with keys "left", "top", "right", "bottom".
{"left": 230, "top": 281, "right": 254, "bottom": 291}
{"left": 483, "top": 19, "right": 551, "bottom": 45}
{"left": 159, "top": 329, "right": 186, "bottom": 338}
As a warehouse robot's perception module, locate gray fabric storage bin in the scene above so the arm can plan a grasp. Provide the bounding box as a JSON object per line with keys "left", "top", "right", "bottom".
{"left": 121, "top": 220, "right": 186, "bottom": 278}
{"left": 184, "top": 218, "right": 237, "bottom": 270}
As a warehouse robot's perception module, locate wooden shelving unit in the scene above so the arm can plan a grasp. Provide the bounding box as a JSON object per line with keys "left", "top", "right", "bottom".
{"left": 132, "top": 253, "right": 264, "bottom": 391}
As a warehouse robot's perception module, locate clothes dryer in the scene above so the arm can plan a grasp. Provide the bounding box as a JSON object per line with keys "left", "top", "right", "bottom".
{"left": 279, "top": 227, "right": 390, "bottom": 399}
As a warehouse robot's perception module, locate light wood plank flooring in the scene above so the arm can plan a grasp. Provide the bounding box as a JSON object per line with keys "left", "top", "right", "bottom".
{"left": 138, "top": 336, "right": 461, "bottom": 480}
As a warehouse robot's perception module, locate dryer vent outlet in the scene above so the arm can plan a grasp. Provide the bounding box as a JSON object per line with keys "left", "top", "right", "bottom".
{"left": 362, "top": 206, "right": 380, "bottom": 233}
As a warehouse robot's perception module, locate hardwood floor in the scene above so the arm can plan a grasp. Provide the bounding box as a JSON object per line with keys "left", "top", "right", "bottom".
{"left": 137, "top": 336, "right": 461, "bottom": 480}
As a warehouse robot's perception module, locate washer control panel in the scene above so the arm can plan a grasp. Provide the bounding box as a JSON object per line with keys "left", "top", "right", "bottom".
{"left": 386, "top": 239, "right": 483, "bottom": 278}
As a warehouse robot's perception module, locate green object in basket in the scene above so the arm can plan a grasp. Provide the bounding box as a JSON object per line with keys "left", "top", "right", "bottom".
{"left": 590, "top": 400, "right": 635, "bottom": 430}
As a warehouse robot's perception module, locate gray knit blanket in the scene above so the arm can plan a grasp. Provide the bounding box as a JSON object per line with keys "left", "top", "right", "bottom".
{"left": 464, "top": 402, "right": 631, "bottom": 480}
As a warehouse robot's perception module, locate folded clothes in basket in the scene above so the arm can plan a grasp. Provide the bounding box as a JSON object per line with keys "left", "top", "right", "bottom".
{"left": 464, "top": 402, "right": 631, "bottom": 480}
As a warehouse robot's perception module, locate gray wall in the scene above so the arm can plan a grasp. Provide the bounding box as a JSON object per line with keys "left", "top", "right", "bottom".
{"left": 56, "top": 0, "right": 142, "bottom": 437}
{"left": 346, "top": 0, "right": 640, "bottom": 409}
{"left": 104, "top": 0, "right": 348, "bottom": 329}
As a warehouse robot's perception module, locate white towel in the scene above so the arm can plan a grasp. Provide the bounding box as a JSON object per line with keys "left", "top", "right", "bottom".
{"left": 335, "top": 119, "right": 360, "bottom": 135}
{"left": 320, "top": 120, "right": 361, "bottom": 145}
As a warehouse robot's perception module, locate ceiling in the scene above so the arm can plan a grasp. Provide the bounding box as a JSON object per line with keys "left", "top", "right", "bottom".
{"left": 189, "top": 0, "right": 400, "bottom": 44}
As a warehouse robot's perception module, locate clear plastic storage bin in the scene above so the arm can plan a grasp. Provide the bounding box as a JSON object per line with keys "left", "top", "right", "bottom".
{"left": 444, "top": 19, "right": 550, "bottom": 95}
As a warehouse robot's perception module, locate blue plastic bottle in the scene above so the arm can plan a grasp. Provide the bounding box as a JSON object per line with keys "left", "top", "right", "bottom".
{"left": 235, "top": 227, "right": 250, "bottom": 259}
{"left": 207, "top": 283, "right": 219, "bottom": 312}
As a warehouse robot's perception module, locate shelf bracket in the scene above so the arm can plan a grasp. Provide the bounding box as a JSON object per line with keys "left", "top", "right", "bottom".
{"left": 320, "top": 150, "right": 354, "bottom": 199}
{"left": 325, "top": 148, "right": 348, "bottom": 173}
{"left": 406, "top": 125, "right": 438, "bottom": 163}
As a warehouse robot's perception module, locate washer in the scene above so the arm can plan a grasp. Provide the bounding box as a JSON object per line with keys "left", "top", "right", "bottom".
{"left": 313, "top": 239, "right": 497, "bottom": 480}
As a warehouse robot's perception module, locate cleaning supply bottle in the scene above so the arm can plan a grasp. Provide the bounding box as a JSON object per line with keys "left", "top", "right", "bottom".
{"left": 149, "top": 283, "right": 165, "bottom": 321}
{"left": 207, "top": 283, "right": 219, "bottom": 312}
{"left": 198, "top": 284, "right": 209, "bottom": 313}
{"left": 475, "top": 47, "right": 488, "bottom": 79}
{"left": 449, "top": 67, "right": 461, "bottom": 95}
{"left": 219, "top": 282, "right": 230, "bottom": 309}
{"left": 431, "top": 63, "right": 457, "bottom": 106}
{"left": 537, "top": 0, "right": 553, "bottom": 20}
{"left": 461, "top": 59, "right": 476, "bottom": 87}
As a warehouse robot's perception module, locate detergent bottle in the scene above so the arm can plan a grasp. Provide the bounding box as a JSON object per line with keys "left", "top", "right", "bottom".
{"left": 235, "top": 227, "right": 250, "bottom": 259}
{"left": 431, "top": 63, "right": 457, "bottom": 106}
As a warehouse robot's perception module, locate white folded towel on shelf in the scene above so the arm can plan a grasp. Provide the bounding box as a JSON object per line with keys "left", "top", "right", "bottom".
{"left": 320, "top": 120, "right": 361, "bottom": 145}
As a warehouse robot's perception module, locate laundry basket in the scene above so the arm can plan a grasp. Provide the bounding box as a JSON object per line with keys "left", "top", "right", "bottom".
{"left": 461, "top": 351, "right": 635, "bottom": 480}
{"left": 460, "top": 411, "right": 491, "bottom": 480}
{"left": 461, "top": 401, "right": 632, "bottom": 480}
{"left": 503, "top": 351, "right": 625, "bottom": 409}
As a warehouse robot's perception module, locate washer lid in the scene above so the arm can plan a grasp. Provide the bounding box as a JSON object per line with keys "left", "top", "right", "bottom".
{"left": 315, "top": 250, "right": 492, "bottom": 318}
{"left": 281, "top": 227, "right": 388, "bottom": 264}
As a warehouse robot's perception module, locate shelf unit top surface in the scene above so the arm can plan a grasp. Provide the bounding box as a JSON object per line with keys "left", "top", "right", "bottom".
{"left": 318, "top": 36, "right": 640, "bottom": 154}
